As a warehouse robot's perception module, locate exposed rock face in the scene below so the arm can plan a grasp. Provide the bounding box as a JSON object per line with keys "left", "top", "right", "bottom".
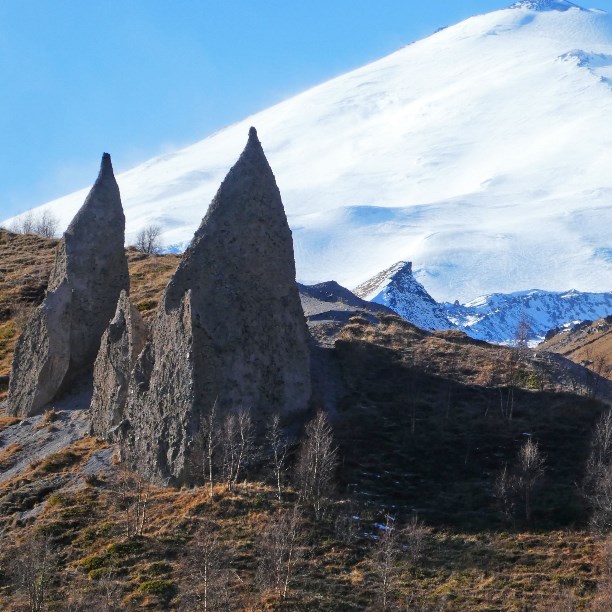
{"left": 90, "top": 291, "right": 147, "bottom": 439}
{"left": 7, "top": 154, "right": 129, "bottom": 417}
{"left": 123, "top": 128, "right": 311, "bottom": 485}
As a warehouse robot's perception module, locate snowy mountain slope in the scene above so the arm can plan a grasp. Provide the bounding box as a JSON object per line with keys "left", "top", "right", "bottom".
{"left": 447, "top": 288, "right": 612, "bottom": 344}
{"left": 355, "top": 259, "right": 612, "bottom": 344}
{"left": 354, "top": 261, "right": 454, "bottom": 331}
{"left": 4, "top": 2, "right": 612, "bottom": 302}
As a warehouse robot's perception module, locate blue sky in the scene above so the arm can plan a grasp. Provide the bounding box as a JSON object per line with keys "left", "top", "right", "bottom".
{"left": 0, "top": 0, "right": 593, "bottom": 218}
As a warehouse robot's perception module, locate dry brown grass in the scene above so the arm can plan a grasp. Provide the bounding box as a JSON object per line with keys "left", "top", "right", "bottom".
{"left": 0, "top": 232, "right": 182, "bottom": 382}
{"left": 540, "top": 317, "right": 612, "bottom": 380}
{"left": 126, "top": 248, "right": 180, "bottom": 320}
{"left": 0, "top": 442, "right": 22, "bottom": 471}
{"left": 0, "top": 415, "right": 20, "bottom": 432}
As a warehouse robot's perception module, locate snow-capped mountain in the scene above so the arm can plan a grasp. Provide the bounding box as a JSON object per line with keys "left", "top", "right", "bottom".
{"left": 356, "top": 260, "right": 612, "bottom": 344}
{"left": 354, "top": 262, "right": 454, "bottom": 331}
{"left": 3, "top": 1, "right": 612, "bottom": 303}
{"left": 447, "top": 289, "right": 612, "bottom": 344}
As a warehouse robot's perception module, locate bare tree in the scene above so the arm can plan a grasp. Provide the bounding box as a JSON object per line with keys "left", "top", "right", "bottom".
{"left": 219, "top": 408, "right": 255, "bottom": 491}
{"left": 10, "top": 210, "right": 35, "bottom": 235}
{"left": 5, "top": 533, "right": 56, "bottom": 612}
{"left": 33, "top": 210, "right": 59, "bottom": 238}
{"left": 111, "top": 462, "right": 152, "bottom": 538}
{"left": 266, "top": 414, "right": 289, "bottom": 502}
{"left": 295, "top": 410, "right": 338, "bottom": 520}
{"left": 516, "top": 437, "right": 546, "bottom": 523}
{"left": 369, "top": 515, "right": 400, "bottom": 611}
{"left": 494, "top": 463, "right": 517, "bottom": 526}
{"left": 256, "top": 504, "right": 305, "bottom": 602}
{"left": 134, "top": 224, "right": 163, "bottom": 254}
{"left": 10, "top": 210, "right": 59, "bottom": 238}
{"left": 198, "top": 399, "right": 220, "bottom": 498}
{"left": 403, "top": 515, "right": 428, "bottom": 568}
{"left": 64, "top": 567, "right": 123, "bottom": 611}
{"left": 179, "top": 522, "right": 233, "bottom": 611}
{"left": 585, "top": 408, "right": 612, "bottom": 534}
{"left": 334, "top": 497, "right": 363, "bottom": 545}
{"left": 514, "top": 314, "right": 531, "bottom": 364}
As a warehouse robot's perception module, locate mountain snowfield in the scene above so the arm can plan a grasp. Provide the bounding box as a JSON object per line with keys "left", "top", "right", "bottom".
{"left": 3, "top": 0, "right": 612, "bottom": 305}
{"left": 356, "top": 260, "right": 612, "bottom": 344}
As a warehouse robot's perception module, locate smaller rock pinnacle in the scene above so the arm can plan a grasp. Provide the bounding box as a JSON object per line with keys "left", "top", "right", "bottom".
{"left": 100, "top": 152, "right": 113, "bottom": 175}
{"left": 248, "top": 126, "right": 259, "bottom": 142}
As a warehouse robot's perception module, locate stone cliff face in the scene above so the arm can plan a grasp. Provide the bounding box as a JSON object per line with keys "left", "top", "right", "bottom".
{"left": 122, "top": 128, "right": 311, "bottom": 485}
{"left": 90, "top": 290, "right": 147, "bottom": 439}
{"left": 8, "top": 154, "right": 128, "bottom": 417}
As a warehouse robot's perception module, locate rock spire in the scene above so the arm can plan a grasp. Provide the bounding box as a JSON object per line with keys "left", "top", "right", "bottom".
{"left": 7, "top": 154, "right": 129, "bottom": 417}
{"left": 122, "top": 127, "right": 311, "bottom": 485}
{"left": 90, "top": 290, "right": 147, "bottom": 439}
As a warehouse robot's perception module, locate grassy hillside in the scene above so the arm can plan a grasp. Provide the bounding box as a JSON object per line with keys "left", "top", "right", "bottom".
{"left": 541, "top": 318, "right": 612, "bottom": 380}
{"left": 0, "top": 229, "right": 179, "bottom": 400}
{"left": 1, "top": 229, "right": 612, "bottom": 609}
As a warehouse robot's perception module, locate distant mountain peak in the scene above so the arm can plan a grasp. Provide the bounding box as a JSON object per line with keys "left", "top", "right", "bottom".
{"left": 353, "top": 261, "right": 453, "bottom": 332}
{"left": 509, "top": 0, "right": 585, "bottom": 11}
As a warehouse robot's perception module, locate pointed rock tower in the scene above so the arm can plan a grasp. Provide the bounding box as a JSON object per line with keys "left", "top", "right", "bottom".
{"left": 90, "top": 290, "right": 147, "bottom": 439}
{"left": 122, "top": 128, "right": 311, "bottom": 485}
{"left": 7, "top": 154, "right": 129, "bottom": 417}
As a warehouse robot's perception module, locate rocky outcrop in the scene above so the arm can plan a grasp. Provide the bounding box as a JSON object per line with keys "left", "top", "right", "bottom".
{"left": 122, "top": 128, "right": 311, "bottom": 485}
{"left": 7, "top": 154, "right": 129, "bottom": 417}
{"left": 90, "top": 291, "right": 147, "bottom": 439}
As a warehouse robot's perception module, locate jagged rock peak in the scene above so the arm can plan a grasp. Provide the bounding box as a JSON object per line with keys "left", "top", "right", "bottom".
{"left": 123, "top": 128, "right": 311, "bottom": 486}
{"left": 353, "top": 261, "right": 414, "bottom": 300}
{"left": 90, "top": 291, "right": 147, "bottom": 440}
{"left": 7, "top": 153, "right": 129, "bottom": 417}
{"left": 353, "top": 261, "right": 453, "bottom": 332}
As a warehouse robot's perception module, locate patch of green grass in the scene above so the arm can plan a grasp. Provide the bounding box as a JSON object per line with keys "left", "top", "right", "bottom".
{"left": 136, "top": 299, "right": 157, "bottom": 312}
{"left": 107, "top": 539, "right": 145, "bottom": 558}
{"left": 137, "top": 579, "right": 177, "bottom": 599}
{"left": 77, "top": 554, "right": 108, "bottom": 572}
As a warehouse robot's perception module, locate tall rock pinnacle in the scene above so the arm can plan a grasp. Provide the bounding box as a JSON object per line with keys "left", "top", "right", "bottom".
{"left": 122, "top": 127, "right": 311, "bottom": 485}
{"left": 8, "top": 153, "right": 129, "bottom": 417}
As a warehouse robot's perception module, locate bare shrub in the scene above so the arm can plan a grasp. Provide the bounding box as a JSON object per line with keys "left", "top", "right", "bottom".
{"left": 368, "top": 514, "right": 428, "bottom": 610}
{"left": 4, "top": 533, "right": 57, "bottom": 611}
{"left": 256, "top": 504, "right": 306, "bottom": 603}
{"left": 219, "top": 408, "right": 255, "bottom": 491}
{"left": 111, "top": 463, "right": 152, "bottom": 538}
{"left": 295, "top": 410, "right": 338, "bottom": 520}
{"left": 34, "top": 210, "right": 59, "bottom": 239}
{"left": 369, "top": 515, "right": 401, "bottom": 611}
{"left": 584, "top": 408, "right": 612, "bottom": 534}
{"left": 265, "top": 414, "right": 289, "bottom": 502}
{"left": 403, "top": 515, "right": 428, "bottom": 568}
{"left": 199, "top": 399, "right": 220, "bottom": 498}
{"left": 134, "top": 224, "right": 163, "bottom": 254}
{"left": 179, "top": 522, "right": 233, "bottom": 611}
{"left": 10, "top": 210, "right": 59, "bottom": 238}
{"left": 334, "top": 497, "right": 364, "bottom": 545}
{"left": 516, "top": 437, "right": 546, "bottom": 523}
{"left": 64, "top": 567, "right": 123, "bottom": 611}
{"left": 494, "top": 463, "right": 517, "bottom": 527}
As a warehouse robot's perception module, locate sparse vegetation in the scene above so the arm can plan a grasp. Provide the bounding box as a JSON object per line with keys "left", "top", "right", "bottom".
{"left": 2, "top": 231, "right": 612, "bottom": 609}
{"left": 133, "top": 224, "right": 163, "bottom": 255}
